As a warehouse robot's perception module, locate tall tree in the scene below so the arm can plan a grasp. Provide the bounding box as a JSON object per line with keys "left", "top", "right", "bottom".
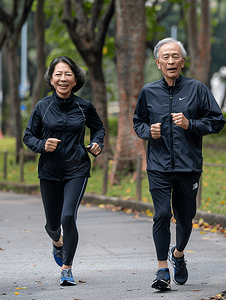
{"left": 110, "top": 0, "right": 147, "bottom": 184}
{"left": 0, "top": 0, "right": 34, "bottom": 162}
{"left": 31, "top": 0, "right": 46, "bottom": 111}
{"left": 187, "top": 0, "right": 211, "bottom": 84}
{"left": 62, "top": 0, "right": 115, "bottom": 158}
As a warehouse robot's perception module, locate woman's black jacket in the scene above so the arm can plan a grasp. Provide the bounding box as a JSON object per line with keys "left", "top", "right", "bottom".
{"left": 23, "top": 92, "right": 105, "bottom": 181}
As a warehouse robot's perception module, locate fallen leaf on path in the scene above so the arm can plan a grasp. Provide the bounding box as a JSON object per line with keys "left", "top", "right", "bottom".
{"left": 0, "top": 248, "right": 5, "bottom": 250}
{"left": 16, "top": 287, "right": 27, "bottom": 289}
{"left": 78, "top": 280, "right": 86, "bottom": 283}
{"left": 193, "top": 289, "right": 202, "bottom": 291}
{"left": 14, "top": 292, "right": 19, "bottom": 295}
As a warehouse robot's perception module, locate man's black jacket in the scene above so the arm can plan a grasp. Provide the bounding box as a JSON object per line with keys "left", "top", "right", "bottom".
{"left": 133, "top": 75, "right": 225, "bottom": 173}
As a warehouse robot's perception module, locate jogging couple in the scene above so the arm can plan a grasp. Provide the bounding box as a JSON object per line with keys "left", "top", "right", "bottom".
{"left": 24, "top": 38, "right": 225, "bottom": 289}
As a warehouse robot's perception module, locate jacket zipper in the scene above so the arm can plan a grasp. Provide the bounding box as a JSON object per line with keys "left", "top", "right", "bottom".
{"left": 169, "top": 88, "right": 175, "bottom": 171}
{"left": 62, "top": 99, "right": 66, "bottom": 180}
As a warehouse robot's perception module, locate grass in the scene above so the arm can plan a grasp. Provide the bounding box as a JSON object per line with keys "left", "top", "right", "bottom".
{"left": 0, "top": 133, "right": 225, "bottom": 215}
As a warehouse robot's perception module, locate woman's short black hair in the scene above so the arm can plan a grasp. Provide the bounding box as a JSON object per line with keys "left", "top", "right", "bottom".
{"left": 44, "top": 56, "right": 86, "bottom": 93}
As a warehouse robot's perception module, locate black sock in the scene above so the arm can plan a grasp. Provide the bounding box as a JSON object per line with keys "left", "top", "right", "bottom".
{"left": 54, "top": 245, "right": 63, "bottom": 250}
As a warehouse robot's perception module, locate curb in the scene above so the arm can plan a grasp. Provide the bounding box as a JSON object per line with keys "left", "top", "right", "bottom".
{"left": 1, "top": 181, "right": 226, "bottom": 228}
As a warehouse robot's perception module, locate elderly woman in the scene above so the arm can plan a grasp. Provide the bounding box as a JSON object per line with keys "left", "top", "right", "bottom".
{"left": 23, "top": 56, "right": 105, "bottom": 286}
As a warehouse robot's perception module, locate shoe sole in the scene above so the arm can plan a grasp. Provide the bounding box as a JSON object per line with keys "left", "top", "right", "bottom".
{"left": 60, "top": 279, "right": 76, "bottom": 286}
{"left": 151, "top": 280, "right": 171, "bottom": 291}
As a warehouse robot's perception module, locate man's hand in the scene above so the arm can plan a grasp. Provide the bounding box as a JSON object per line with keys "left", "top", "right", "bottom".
{"left": 150, "top": 123, "right": 161, "bottom": 139}
{"left": 171, "top": 113, "right": 189, "bottom": 130}
{"left": 87, "top": 142, "right": 101, "bottom": 156}
{"left": 45, "top": 138, "right": 61, "bottom": 152}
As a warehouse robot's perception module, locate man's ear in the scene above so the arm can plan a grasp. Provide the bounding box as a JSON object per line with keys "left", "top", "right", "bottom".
{"left": 155, "top": 59, "right": 161, "bottom": 70}
{"left": 181, "top": 57, "right": 185, "bottom": 68}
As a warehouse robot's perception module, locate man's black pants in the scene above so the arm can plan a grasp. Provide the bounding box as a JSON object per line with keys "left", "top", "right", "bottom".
{"left": 147, "top": 171, "right": 201, "bottom": 261}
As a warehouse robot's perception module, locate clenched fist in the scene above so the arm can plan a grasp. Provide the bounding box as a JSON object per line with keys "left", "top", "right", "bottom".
{"left": 45, "top": 138, "right": 61, "bottom": 152}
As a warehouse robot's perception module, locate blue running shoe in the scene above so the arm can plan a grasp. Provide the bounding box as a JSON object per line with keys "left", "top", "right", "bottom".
{"left": 151, "top": 268, "right": 171, "bottom": 291}
{"left": 60, "top": 268, "right": 76, "bottom": 286}
{"left": 168, "top": 245, "right": 188, "bottom": 285}
{"left": 52, "top": 244, "right": 64, "bottom": 267}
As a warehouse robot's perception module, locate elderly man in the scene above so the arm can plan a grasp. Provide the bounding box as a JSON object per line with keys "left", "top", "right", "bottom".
{"left": 133, "top": 38, "right": 225, "bottom": 291}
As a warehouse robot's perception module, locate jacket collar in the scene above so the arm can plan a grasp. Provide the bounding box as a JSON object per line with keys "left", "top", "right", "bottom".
{"left": 54, "top": 91, "right": 74, "bottom": 104}
{"left": 162, "top": 74, "right": 183, "bottom": 88}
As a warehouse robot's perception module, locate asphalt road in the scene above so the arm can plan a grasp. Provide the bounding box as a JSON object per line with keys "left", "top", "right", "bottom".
{"left": 0, "top": 191, "right": 225, "bottom": 300}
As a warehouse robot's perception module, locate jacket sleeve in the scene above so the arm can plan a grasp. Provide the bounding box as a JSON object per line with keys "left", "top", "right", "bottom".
{"left": 188, "top": 85, "right": 226, "bottom": 136}
{"left": 85, "top": 102, "right": 105, "bottom": 155}
{"left": 133, "top": 87, "right": 152, "bottom": 140}
{"left": 23, "top": 105, "right": 47, "bottom": 154}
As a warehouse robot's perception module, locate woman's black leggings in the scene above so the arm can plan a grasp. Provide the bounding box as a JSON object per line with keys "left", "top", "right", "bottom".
{"left": 40, "top": 177, "right": 88, "bottom": 266}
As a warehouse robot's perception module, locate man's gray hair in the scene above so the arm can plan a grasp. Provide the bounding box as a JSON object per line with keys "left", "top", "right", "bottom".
{"left": 153, "top": 38, "right": 187, "bottom": 60}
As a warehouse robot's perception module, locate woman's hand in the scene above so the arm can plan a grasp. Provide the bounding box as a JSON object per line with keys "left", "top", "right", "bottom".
{"left": 87, "top": 142, "right": 101, "bottom": 156}
{"left": 45, "top": 138, "right": 61, "bottom": 152}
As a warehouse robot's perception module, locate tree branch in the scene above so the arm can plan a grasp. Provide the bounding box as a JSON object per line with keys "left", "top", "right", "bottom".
{"left": 95, "top": 0, "right": 114, "bottom": 47}
{"left": 0, "top": 27, "right": 7, "bottom": 50}
{"left": 156, "top": 2, "right": 173, "bottom": 24}
{"left": 88, "top": 0, "right": 103, "bottom": 36}
{"left": 62, "top": 0, "right": 78, "bottom": 31}
{"left": 13, "top": 0, "right": 34, "bottom": 48}
{"left": 12, "top": 0, "right": 19, "bottom": 19}
{"left": 0, "top": 7, "right": 14, "bottom": 30}
{"left": 73, "top": 0, "right": 87, "bottom": 24}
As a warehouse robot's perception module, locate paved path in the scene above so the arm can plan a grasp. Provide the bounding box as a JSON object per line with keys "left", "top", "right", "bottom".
{"left": 0, "top": 191, "right": 225, "bottom": 300}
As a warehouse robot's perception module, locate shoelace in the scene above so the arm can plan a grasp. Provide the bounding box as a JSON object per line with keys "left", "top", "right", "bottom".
{"left": 174, "top": 257, "right": 187, "bottom": 272}
{"left": 62, "top": 269, "right": 72, "bottom": 277}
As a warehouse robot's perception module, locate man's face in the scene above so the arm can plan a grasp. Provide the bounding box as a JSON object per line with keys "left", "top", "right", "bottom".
{"left": 155, "top": 42, "right": 185, "bottom": 86}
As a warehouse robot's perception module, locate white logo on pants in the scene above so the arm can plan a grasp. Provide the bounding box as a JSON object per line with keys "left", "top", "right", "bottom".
{"left": 192, "top": 182, "right": 198, "bottom": 190}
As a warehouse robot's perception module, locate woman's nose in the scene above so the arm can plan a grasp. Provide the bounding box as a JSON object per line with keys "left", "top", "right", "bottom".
{"left": 60, "top": 73, "right": 67, "bottom": 80}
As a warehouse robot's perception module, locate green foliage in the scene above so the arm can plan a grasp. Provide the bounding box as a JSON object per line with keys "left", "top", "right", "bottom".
{"left": 145, "top": 50, "right": 162, "bottom": 84}
{"left": 108, "top": 117, "right": 118, "bottom": 137}
{"left": 103, "top": 36, "right": 116, "bottom": 59}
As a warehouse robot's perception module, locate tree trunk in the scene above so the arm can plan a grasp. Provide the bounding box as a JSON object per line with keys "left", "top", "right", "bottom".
{"left": 6, "top": 42, "right": 23, "bottom": 163}
{"left": 87, "top": 62, "right": 112, "bottom": 156}
{"left": 110, "top": 0, "right": 147, "bottom": 185}
{"left": 187, "top": 0, "right": 211, "bottom": 84}
{"left": 0, "top": 0, "right": 34, "bottom": 162}
{"left": 31, "top": 0, "right": 46, "bottom": 111}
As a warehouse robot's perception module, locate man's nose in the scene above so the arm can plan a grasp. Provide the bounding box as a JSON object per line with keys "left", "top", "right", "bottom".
{"left": 168, "top": 56, "right": 175, "bottom": 64}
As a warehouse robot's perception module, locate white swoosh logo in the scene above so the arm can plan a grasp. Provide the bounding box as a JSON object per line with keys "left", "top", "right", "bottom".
{"left": 179, "top": 97, "right": 187, "bottom": 101}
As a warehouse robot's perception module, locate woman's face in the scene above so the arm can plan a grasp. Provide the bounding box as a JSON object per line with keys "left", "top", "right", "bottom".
{"left": 50, "top": 62, "right": 77, "bottom": 98}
